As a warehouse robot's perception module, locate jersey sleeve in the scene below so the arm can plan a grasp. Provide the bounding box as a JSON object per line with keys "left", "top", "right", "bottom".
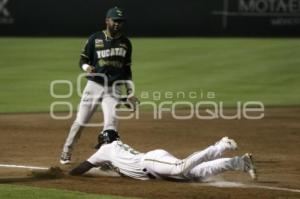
{"left": 79, "top": 35, "right": 95, "bottom": 67}
{"left": 87, "top": 145, "right": 111, "bottom": 166}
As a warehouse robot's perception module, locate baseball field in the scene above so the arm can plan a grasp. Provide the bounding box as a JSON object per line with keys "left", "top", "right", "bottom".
{"left": 0, "top": 38, "right": 300, "bottom": 199}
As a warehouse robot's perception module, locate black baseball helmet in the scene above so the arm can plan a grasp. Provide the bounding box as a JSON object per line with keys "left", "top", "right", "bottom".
{"left": 95, "top": 129, "right": 120, "bottom": 149}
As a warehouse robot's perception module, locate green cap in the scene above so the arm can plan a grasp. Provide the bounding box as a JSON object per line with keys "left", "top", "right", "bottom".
{"left": 106, "top": 7, "right": 125, "bottom": 21}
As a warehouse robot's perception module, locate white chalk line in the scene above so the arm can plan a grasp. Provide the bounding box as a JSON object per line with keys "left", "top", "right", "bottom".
{"left": 0, "top": 164, "right": 49, "bottom": 170}
{"left": 194, "top": 181, "right": 300, "bottom": 194}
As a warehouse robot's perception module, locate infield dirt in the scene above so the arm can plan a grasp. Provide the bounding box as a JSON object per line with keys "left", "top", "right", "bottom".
{"left": 0, "top": 108, "right": 300, "bottom": 199}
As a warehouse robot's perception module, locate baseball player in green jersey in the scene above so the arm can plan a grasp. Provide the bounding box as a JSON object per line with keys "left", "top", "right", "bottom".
{"left": 60, "top": 7, "right": 139, "bottom": 164}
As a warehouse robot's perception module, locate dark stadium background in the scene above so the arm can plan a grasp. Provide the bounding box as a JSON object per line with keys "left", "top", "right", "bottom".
{"left": 1, "top": 0, "right": 300, "bottom": 36}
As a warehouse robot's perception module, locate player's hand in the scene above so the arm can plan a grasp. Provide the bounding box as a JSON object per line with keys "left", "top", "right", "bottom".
{"left": 82, "top": 64, "right": 96, "bottom": 73}
{"left": 86, "top": 65, "right": 96, "bottom": 73}
{"left": 126, "top": 96, "right": 140, "bottom": 112}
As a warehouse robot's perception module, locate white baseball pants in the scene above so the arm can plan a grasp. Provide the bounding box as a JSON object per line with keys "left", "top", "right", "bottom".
{"left": 142, "top": 143, "right": 244, "bottom": 181}
{"left": 62, "top": 80, "right": 120, "bottom": 154}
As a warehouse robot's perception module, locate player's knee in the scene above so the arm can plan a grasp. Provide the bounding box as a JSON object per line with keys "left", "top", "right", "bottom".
{"left": 171, "top": 163, "right": 187, "bottom": 176}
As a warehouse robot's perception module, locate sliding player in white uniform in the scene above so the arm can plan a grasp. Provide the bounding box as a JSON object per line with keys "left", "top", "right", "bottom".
{"left": 69, "top": 130, "right": 257, "bottom": 181}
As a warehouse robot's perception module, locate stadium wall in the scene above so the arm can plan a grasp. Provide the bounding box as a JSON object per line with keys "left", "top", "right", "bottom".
{"left": 1, "top": 0, "right": 300, "bottom": 36}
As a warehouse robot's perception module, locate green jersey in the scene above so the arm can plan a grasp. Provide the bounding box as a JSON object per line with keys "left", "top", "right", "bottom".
{"left": 80, "top": 30, "right": 132, "bottom": 86}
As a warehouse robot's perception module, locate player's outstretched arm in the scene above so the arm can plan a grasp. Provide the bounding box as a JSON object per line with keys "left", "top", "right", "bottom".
{"left": 69, "top": 161, "right": 95, "bottom": 176}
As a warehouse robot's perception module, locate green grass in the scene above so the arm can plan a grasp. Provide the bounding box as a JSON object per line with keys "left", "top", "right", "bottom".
{"left": 0, "top": 184, "right": 139, "bottom": 199}
{"left": 0, "top": 37, "right": 299, "bottom": 113}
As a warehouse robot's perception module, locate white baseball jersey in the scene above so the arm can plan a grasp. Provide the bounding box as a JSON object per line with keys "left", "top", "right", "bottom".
{"left": 88, "top": 140, "right": 149, "bottom": 180}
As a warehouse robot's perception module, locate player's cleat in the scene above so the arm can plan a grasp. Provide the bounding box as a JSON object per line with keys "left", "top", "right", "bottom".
{"left": 242, "top": 153, "right": 257, "bottom": 180}
{"left": 60, "top": 152, "right": 72, "bottom": 165}
{"left": 215, "top": 136, "right": 238, "bottom": 150}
